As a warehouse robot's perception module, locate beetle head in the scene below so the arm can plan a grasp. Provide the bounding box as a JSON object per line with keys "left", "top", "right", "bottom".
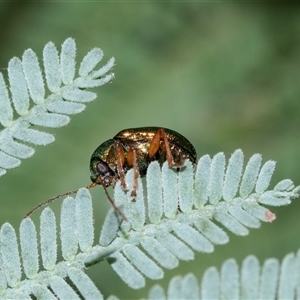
{"left": 89, "top": 139, "right": 117, "bottom": 187}
{"left": 90, "top": 158, "right": 116, "bottom": 187}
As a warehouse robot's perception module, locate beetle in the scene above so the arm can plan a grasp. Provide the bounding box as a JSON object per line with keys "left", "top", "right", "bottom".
{"left": 90, "top": 127, "right": 197, "bottom": 190}
{"left": 25, "top": 127, "right": 197, "bottom": 219}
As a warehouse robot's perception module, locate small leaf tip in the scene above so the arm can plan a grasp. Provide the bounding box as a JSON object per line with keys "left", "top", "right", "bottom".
{"left": 265, "top": 210, "right": 276, "bottom": 222}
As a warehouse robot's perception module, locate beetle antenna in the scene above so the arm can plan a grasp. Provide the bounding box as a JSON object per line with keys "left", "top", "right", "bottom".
{"left": 24, "top": 182, "right": 127, "bottom": 221}
{"left": 102, "top": 185, "right": 127, "bottom": 221}
{"left": 24, "top": 188, "right": 80, "bottom": 218}
{"left": 24, "top": 183, "right": 100, "bottom": 218}
{"left": 88, "top": 181, "right": 127, "bottom": 221}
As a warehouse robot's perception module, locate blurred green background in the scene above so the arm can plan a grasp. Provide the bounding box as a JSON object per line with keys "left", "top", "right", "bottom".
{"left": 1, "top": 2, "right": 300, "bottom": 299}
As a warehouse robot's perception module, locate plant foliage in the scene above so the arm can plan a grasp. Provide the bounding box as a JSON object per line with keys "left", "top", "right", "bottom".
{"left": 0, "top": 38, "right": 114, "bottom": 176}
{"left": 0, "top": 39, "right": 299, "bottom": 299}
{"left": 0, "top": 150, "right": 299, "bottom": 298}
{"left": 145, "top": 251, "right": 300, "bottom": 300}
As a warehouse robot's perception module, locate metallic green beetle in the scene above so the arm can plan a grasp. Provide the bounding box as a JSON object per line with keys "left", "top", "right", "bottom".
{"left": 89, "top": 127, "right": 197, "bottom": 189}
{"left": 25, "top": 127, "right": 197, "bottom": 219}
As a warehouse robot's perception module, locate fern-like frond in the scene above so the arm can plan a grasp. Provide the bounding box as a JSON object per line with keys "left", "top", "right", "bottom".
{"left": 0, "top": 189, "right": 111, "bottom": 299}
{"left": 0, "top": 150, "right": 299, "bottom": 298}
{"left": 99, "top": 149, "right": 299, "bottom": 288}
{"left": 0, "top": 38, "right": 114, "bottom": 176}
{"left": 146, "top": 251, "right": 300, "bottom": 300}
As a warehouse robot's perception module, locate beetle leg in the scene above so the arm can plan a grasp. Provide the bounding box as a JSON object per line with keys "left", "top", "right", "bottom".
{"left": 126, "top": 147, "right": 134, "bottom": 166}
{"left": 126, "top": 147, "right": 139, "bottom": 200}
{"left": 149, "top": 128, "right": 184, "bottom": 167}
{"left": 114, "top": 140, "right": 127, "bottom": 191}
{"left": 148, "top": 128, "right": 162, "bottom": 159}
{"left": 161, "top": 128, "right": 186, "bottom": 167}
{"left": 131, "top": 148, "right": 139, "bottom": 200}
{"left": 160, "top": 128, "right": 175, "bottom": 166}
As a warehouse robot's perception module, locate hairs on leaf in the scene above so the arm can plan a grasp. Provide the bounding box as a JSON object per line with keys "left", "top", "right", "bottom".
{"left": 0, "top": 150, "right": 299, "bottom": 298}
{"left": 0, "top": 38, "right": 115, "bottom": 176}
{"left": 146, "top": 251, "right": 300, "bottom": 300}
